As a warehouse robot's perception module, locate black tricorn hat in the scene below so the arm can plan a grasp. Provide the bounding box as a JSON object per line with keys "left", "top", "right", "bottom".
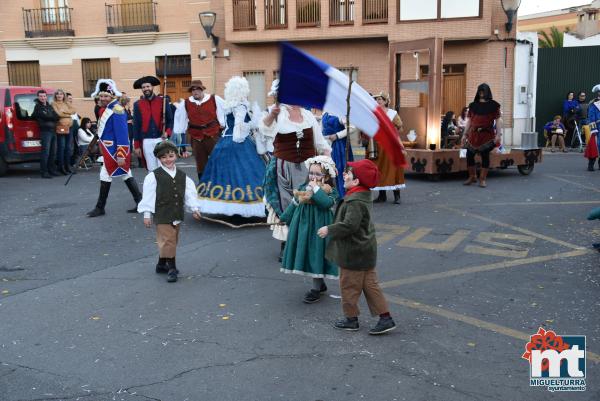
{"left": 133, "top": 76, "right": 161, "bottom": 89}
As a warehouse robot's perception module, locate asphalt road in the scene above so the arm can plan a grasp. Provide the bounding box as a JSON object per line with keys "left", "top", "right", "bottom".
{"left": 0, "top": 152, "right": 598, "bottom": 401}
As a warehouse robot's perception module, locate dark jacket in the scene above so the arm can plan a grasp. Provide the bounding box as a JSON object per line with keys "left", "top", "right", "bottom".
{"left": 325, "top": 190, "right": 377, "bottom": 270}
{"left": 31, "top": 100, "right": 59, "bottom": 131}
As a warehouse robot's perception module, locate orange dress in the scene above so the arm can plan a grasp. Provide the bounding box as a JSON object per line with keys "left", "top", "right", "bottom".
{"left": 370, "top": 110, "right": 405, "bottom": 190}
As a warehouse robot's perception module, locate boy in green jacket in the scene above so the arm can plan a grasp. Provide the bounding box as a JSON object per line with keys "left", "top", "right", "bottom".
{"left": 317, "top": 159, "right": 396, "bottom": 335}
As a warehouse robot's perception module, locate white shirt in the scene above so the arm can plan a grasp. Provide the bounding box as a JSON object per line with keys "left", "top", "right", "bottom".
{"left": 177, "top": 94, "right": 226, "bottom": 132}
{"left": 137, "top": 164, "right": 200, "bottom": 224}
{"left": 77, "top": 128, "right": 94, "bottom": 146}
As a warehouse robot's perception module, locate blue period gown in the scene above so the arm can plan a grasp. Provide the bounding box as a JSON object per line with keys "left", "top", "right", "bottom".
{"left": 197, "top": 105, "right": 266, "bottom": 217}
{"left": 322, "top": 113, "right": 353, "bottom": 197}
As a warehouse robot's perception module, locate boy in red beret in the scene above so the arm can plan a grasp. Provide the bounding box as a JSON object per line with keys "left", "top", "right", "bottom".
{"left": 317, "top": 159, "right": 396, "bottom": 335}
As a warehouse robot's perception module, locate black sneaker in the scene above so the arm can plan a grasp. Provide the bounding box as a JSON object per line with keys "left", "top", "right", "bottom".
{"left": 166, "top": 268, "right": 178, "bottom": 283}
{"left": 333, "top": 317, "right": 359, "bottom": 331}
{"left": 369, "top": 317, "right": 396, "bottom": 335}
{"left": 155, "top": 262, "right": 168, "bottom": 274}
{"left": 303, "top": 289, "right": 321, "bottom": 304}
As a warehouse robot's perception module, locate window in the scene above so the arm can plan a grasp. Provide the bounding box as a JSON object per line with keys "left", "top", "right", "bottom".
{"left": 399, "top": 0, "right": 480, "bottom": 21}
{"left": 338, "top": 67, "right": 359, "bottom": 82}
{"left": 243, "top": 71, "right": 266, "bottom": 110}
{"left": 8, "top": 61, "right": 41, "bottom": 87}
{"left": 82, "top": 59, "right": 111, "bottom": 97}
{"left": 40, "top": 0, "right": 70, "bottom": 24}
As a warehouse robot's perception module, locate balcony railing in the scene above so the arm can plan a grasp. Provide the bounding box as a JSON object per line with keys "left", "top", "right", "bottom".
{"left": 330, "top": 0, "right": 354, "bottom": 26}
{"left": 297, "top": 0, "right": 320, "bottom": 27}
{"left": 363, "top": 0, "right": 387, "bottom": 24}
{"left": 265, "top": 0, "right": 287, "bottom": 29}
{"left": 105, "top": 2, "right": 158, "bottom": 34}
{"left": 233, "top": 0, "right": 256, "bottom": 30}
{"left": 22, "top": 7, "right": 75, "bottom": 38}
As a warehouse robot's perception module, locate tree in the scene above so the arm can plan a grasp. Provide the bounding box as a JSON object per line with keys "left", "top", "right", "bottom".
{"left": 539, "top": 26, "right": 564, "bottom": 48}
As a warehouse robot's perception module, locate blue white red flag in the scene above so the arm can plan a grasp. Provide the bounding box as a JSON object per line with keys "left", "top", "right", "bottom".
{"left": 278, "top": 42, "right": 406, "bottom": 167}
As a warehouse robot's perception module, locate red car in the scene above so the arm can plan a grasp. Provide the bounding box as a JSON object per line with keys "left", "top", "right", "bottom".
{"left": 0, "top": 86, "right": 55, "bottom": 176}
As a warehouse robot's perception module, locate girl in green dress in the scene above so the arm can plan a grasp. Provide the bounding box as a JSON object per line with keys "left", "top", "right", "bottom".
{"left": 280, "top": 155, "right": 339, "bottom": 303}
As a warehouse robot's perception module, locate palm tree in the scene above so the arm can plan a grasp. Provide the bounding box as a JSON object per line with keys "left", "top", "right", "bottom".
{"left": 539, "top": 26, "right": 564, "bottom": 48}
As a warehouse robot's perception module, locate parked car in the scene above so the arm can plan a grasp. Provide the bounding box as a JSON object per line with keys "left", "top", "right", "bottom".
{"left": 0, "top": 86, "right": 55, "bottom": 176}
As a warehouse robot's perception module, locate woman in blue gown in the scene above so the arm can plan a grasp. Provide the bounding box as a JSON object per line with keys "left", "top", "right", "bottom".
{"left": 197, "top": 77, "right": 266, "bottom": 217}
{"left": 321, "top": 112, "right": 353, "bottom": 196}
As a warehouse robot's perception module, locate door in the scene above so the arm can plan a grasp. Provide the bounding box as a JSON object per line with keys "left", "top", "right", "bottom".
{"left": 40, "top": 0, "right": 69, "bottom": 32}
{"left": 159, "top": 76, "right": 191, "bottom": 103}
{"left": 442, "top": 74, "right": 466, "bottom": 115}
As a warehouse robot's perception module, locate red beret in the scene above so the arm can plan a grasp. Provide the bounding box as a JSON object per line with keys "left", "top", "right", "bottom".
{"left": 347, "top": 159, "right": 380, "bottom": 188}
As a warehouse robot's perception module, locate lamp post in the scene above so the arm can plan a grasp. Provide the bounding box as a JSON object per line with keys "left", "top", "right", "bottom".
{"left": 199, "top": 11, "right": 220, "bottom": 92}
{"left": 501, "top": 0, "right": 522, "bottom": 33}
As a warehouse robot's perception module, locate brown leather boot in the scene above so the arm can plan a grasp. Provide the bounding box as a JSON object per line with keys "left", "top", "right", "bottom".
{"left": 463, "top": 167, "right": 477, "bottom": 185}
{"left": 478, "top": 168, "right": 488, "bottom": 188}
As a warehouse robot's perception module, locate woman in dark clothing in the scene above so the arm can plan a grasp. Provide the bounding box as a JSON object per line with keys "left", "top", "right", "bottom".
{"left": 461, "top": 83, "right": 502, "bottom": 188}
{"left": 563, "top": 91, "right": 579, "bottom": 146}
{"left": 441, "top": 111, "right": 458, "bottom": 148}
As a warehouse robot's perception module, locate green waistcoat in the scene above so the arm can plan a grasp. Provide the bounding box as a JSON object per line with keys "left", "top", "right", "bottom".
{"left": 154, "top": 167, "right": 186, "bottom": 224}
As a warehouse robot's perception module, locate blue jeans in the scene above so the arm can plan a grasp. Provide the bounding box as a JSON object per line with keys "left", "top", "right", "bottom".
{"left": 56, "top": 134, "right": 71, "bottom": 168}
{"left": 40, "top": 130, "right": 57, "bottom": 174}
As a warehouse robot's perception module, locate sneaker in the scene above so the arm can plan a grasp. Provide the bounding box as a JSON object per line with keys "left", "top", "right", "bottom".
{"left": 155, "top": 262, "right": 168, "bottom": 274}
{"left": 167, "top": 268, "right": 178, "bottom": 283}
{"left": 303, "top": 289, "right": 321, "bottom": 304}
{"left": 333, "top": 317, "right": 359, "bottom": 331}
{"left": 369, "top": 317, "right": 396, "bottom": 335}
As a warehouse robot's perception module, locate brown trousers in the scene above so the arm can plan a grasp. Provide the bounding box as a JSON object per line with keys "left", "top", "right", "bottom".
{"left": 156, "top": 224, "right": 180, "bottom": 258}
{"left": 339, "top": 267, "right": 389, "bottom": 317}
{"left": 191, "top": 136, "right": 218, "bottom": 175}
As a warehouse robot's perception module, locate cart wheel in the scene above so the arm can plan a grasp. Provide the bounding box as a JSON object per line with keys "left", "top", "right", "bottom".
{"left": 517, "top": 163, "right": 534, "bottom": 175}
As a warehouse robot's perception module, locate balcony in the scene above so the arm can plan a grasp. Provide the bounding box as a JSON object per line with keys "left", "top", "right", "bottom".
{"left": 22, "top": 7, "right": 75, "bottom": 38}
{"left": 233, "top": 0, "right": 256, "bottom": 30}
{"left": 265, "top": 0, "right": 287, "bottom": 29}
{"left": 330, "top": 0, "right": 354, "bottom": 26}
{"left": 297, "top": 0, "right": 320, "bottom": 27}
{"left": 105, "top": 2, "right": 158, "bottom": 34}
{"left": 363, "top": 0, "right": 388, "bottom": 24}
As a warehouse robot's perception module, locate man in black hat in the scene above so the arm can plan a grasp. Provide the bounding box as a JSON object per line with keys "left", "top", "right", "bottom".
{"left": 132, "top": 75, "right": 174, "bottom": 171}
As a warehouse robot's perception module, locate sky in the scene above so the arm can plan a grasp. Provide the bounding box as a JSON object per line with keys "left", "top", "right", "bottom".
{"left": 520, "top": 0, "right": 592, "bottom": 15}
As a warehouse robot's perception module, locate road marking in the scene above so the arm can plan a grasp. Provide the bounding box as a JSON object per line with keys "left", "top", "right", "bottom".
{"left": 439, "top": 206, "right": 586, "bottom": 251}
{"left": 397, "top": 228, "right": 471, "bottom": 252}
{"left": 545, "top": 174, "right": 600, "bottom": 193}
{"left": 444, "top": 201, "right": 600, "bottom": 207}
{"left": 376, "top": 224, "right": 410, "bottom": 244}
{"left": 380, "top": 249, "right": 591, "bottom": 288}
{"left": 385, "top": 294, "right": 600, "bottom": 363}
{"left": 465, "top": 232, "right": 535, "bottom": 259}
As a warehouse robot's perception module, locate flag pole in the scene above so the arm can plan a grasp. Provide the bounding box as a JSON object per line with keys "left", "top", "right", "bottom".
{"left": 161, "top": 53, "right": 168, "bottom": 139}
{"left": 345, "top": 66, "right": 355, "bottom": 164}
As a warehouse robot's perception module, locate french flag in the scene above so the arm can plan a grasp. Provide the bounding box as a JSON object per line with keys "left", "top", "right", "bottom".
{"left": 278, "top": 42, "right": 406, "bottom": 167}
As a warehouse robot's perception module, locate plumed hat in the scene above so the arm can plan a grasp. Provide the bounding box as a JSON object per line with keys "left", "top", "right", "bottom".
{"left": 133, "top": 75, "right": 160, "bottom": 89}
{"left": 90, "top": 79, "right": 122, "bottom": 99}
{"left": 373, "top": 91, "right": 389, "bottom": 102}
{"left": 268, "top": 79, "right": 279, "bottom": 97}
{"left": 346, "top": 159, "right": 380, "bottom": 188}
{"left": 153, "top": 140, "right": 178, "bottom": 158}
{"left": 593, "top": 84, "right": 600, "bottom": 93}
{"left": 304, "top": 155, "right": 337, "bottom": 178}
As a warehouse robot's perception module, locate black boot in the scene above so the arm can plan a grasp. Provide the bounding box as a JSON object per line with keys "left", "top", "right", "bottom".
{"left": 597, "top": 158, "right": 600, "bottom": 170}
{"left": 59, "top": 166, "right": 69, "bottom": 175}
{"left": 166, "top": 258, "right": 178, "bottom": 283}
{"left": 87, "top": 181, "right": 111, "bottom": 217}
{"left": 124, "top": 177, "right": 142, "bottom": 213}
{"left": 588, "top": 159, "right": 595, "bottom": 172}
{"left": 197, "top": 172, "right": 203, "bottom": 183}
{"left": 65, "top": 164, "right": 75, "bottom": 174}
{"left": 156, "top": 257, "right": 168, "bottom": 274}
{"left": 278, "top": 241, "right": 286, "bottom": 263}
{"left": 374, "top": 191, "right": 387, "bottom": 203}
{"left": 393, "top": 190, "right": 401, "bottom": 204}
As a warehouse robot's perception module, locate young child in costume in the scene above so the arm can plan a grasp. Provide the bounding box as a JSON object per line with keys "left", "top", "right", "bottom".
{"left": 280, "top": 155, "right": 339, "bottom": 303}
{"left": 317, "top": 159, "right": 396, "bottom": 335}
{"left": 137, "top": 141, "right": 201, "bottom": 283}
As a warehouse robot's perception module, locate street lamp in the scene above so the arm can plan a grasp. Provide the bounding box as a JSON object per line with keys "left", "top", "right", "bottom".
{"left": 501, "top": 0, "right": 522, "bottom": 33}
{"left": 199, "top": 11, "right": 219, "bottom": 48}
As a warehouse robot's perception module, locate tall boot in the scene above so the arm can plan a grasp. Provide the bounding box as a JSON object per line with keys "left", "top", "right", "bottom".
{"left": 278, "top": 241, "right": 286, "bottom": 263}
{"left": 87, "top": 181, "right": 111, "bottom": 217}
{"left": 393, "top": 190, "right": 401, "bottom": 204}
{"left": 478, "top": 168, "right": 489, "bottom": 188}
{"left": 374, "top": 191, "right": 387, "bottom": 203}
{"left": 463, "top": 167, "right": 477, "bottom": 185}
{"left": 124, "top": 177, "right": 142, "bottom": 213}
{"left": 597, "top": 158, "right": 600, "bottom": 171}
{"left": 588, "top": 158, "right": 595, "bottom": 172}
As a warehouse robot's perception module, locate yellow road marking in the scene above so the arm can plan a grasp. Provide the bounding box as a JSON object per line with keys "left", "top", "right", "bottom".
{"left": 376, "top": 224, "right": 410, "bottom": 245}
{"left": 464, "top": 232, "right": 535, "bottom": 259}
{"left": 545, "top": 174, "right": 600, "bottom": 193}
{"left": 397, "top": 228, "right": 471, "bottom": 252}
{"left": 439, "top": 206, "right": 586, "bottom": 251}
{"left": 386, "top": 294, "right": 600, "bottom": 363}
{"left": 380, "top": 249, "right": 591, "bottom": 288}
